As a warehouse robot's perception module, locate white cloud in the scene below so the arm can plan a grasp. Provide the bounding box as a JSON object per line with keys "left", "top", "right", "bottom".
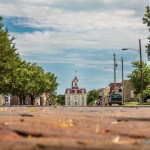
{"left": 0, "top": 0, "right": 146, "bottom": 58}
{"left": 0, "top": 0, "right": 148, "bottom": 30}
{"left": 13, "top": 26, "right": 148, "bottom": 57}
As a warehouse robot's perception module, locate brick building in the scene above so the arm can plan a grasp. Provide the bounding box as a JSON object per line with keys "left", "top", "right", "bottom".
{"left": 109, "top": 83, "right": 122, "bottom": 94}
{"left": 1, "top": 93, "right": 50, "bottom": 106}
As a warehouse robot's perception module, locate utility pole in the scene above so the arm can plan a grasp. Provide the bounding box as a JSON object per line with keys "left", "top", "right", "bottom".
{"left": 122, "top": 39, "right": 144, "bottom": 105}
{"left": 121, "top": 57, "right": 124, "bottom": 104}
{"left": 139, "top": 39, "right": 143, "bottom": 105}
{"left": 114, "top": 53, "right": 116, "bottom": 93}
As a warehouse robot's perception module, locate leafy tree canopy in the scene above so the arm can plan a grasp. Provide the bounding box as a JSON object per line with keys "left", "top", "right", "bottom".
{"left": 143, "top": 6, "right": 150, "bottom": 59}
{"left": 87, "top": 89, "right": 99, "bottom": 105}
{"left": 128, "top": 61, "right": 150, "bottom": 94}
{"left": 0, "top": 16, "right": 19, "bottom": 92}
{"left": 56, "top": 94, "right": 65, "bottom": 105}
{"left": 0, "top": 16, "right": 58, "bottom": 105}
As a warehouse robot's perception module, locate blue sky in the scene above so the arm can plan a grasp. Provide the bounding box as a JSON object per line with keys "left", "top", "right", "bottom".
{"left": 0, "top": 0, "right": 149, "bottom": 94}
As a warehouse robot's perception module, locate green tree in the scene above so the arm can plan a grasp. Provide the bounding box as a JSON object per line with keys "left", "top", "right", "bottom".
{"left": 87, "top": 89, "right": 99, "bottom": 106}
{"left": 10, "top": 60, "right": 33, "bottom": 105}
{"left": 27, "top": 69, "right": 58, "bottom": 105}
{"left": 56, "top": 94, "right": 65, "bottom": 105}
{"left": 0, "top": 16, "right": 58, "bottom": 105}
{"left": 128, "top": 61, "right": 150, "bottom": 94}
{"left": 143, "top": 6, "right": 150, "bottom": 59}
{"left": 49, "top": 91, "right": 57, "bottom": 105}
{"left": 144, "top": 88, "right": 150, "bottom": 96}
{"left": 0, "top": 16, "right": 19, "bottom": 92}
{"left": 11, "top": 62, "right": 58, "bottom": 105}
{"left": 45, "top": 72, "right": 58, "bottom": 104}
{"left": 26, "top": 63, "right": 46, "bottom": 105}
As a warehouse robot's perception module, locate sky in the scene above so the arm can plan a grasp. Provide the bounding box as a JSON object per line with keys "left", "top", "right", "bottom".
{"left": 0, "top": 0, "right": 149, "bottom": 94}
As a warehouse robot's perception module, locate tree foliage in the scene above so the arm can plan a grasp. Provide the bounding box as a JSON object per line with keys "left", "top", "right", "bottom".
{"left": 56, "top": 94, "right": 65, "bottom": 105}
{"left": 0, "top": 16, "right": 19, "bottom": 92}
{"left": 87, "top": 89, "right": 99, "bottom": 105}
{"left": 128, "top": 61, "right": 150, "bottom": 94}
{"left": 143, "top": 6, "right": 150, "bottom": 59}
{"left": 0, "top": 16, "right": 58, "bottom": 105}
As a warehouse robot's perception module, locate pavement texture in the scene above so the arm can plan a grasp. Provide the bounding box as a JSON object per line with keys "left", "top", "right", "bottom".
{"left": 0, "top": 106, "right": 150, "bottom": 150}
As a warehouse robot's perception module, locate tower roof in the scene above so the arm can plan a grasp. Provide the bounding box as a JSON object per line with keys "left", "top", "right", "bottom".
{"left": 72, "top": 76, "right": 78, "bottom": 82}
{"left": 65, "top": 74, "right": 86, "bottom": 93}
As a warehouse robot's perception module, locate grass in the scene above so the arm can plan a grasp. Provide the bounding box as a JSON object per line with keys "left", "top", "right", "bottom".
{"left": 142, "top": 102, "right": 150, "bottom": 105}
{"left": 123, "top": 101, "right": 139, "bottom": 106}
{"left": 123, "top": 101, "right": 150, "bottom": 106}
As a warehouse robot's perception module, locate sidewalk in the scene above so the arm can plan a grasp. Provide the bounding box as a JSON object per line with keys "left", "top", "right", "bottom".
{"left": 0, "top": 107, "right": 150, "bottom": 150}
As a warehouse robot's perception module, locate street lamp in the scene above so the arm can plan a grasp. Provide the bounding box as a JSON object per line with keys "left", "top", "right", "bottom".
{"left": 122, "top": 48, "right": 140, "bottom": 52}
{"left": 122, "top": 39, "right": 143, "bottom": 105}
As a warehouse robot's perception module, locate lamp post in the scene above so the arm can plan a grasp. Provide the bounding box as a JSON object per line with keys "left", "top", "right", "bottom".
{"left": 122, "top": 39, "right": 143, "bottom": 105}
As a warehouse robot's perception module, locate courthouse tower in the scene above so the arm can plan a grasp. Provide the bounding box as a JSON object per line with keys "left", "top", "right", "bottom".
{"left": 65, "top": 75, "right": 87, "bottom": 106}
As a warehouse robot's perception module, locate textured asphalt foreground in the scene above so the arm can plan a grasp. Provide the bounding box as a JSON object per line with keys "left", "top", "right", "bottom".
{"left": 0, "top": 106, "right": 150, "bottom": 150}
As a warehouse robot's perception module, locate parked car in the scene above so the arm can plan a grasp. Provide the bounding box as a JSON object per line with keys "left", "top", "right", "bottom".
{"left": 109, "top": 93, "right": 122, "bottom": 105}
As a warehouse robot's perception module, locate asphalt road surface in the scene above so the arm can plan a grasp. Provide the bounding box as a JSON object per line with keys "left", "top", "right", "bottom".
{"left": 0, "top": 106, "right": 150, "bottom": 150}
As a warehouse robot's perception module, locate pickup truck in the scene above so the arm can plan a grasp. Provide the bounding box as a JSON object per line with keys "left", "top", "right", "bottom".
{"left": 109, "top": 94, "right": 122, "bottom": 105}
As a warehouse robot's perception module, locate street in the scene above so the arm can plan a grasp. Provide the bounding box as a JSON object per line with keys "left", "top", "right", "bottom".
{"left": 0, "top": 106, "right": 150, "bottom": 150}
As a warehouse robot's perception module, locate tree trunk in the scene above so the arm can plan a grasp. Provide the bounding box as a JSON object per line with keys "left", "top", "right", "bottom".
{"left": 19, "top": 95, "right": 23, "bottom": 105}
{"left": 19, "top": 95, "right": 26, "bottom": 105}
{"left": 23, "top": 95, "right": 26, "bottom": 105}
{"left": 30, "top": 96, "right": 34, "bottom": 105}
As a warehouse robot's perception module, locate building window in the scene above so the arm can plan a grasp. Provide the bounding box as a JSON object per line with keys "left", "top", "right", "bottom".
{"left": 82, "top": 97, "right": 84, "bottom": 100}
{"left": 68, "top": 102, "right": 70, "bottom": 106}
{"left": 82, "top": 102, "right": 84, "bottom": 106}
{"left": 75, "top": 83, "right": 77, "bottom": 86}
{"left": 118, "top": 87, "right": 122, "bottom": 92}
{"left": 68, "top": 97, "right": 70, "bottom": 100}
{"left": 75, "top": 102, "right": 77, "bottom": 106}
{"left": 75, "top": 96, "right": 76, "bottom": 100}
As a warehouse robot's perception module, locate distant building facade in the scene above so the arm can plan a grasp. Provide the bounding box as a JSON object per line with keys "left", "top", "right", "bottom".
{"left": 0, "top": 93, "right": 49, "bottom": 106}
{"left": 0, "top": 94, "right": 5, "bottom": 106}
{"left": 99, "top": 87, "right": 110, "bottom": 105}
{"left": 123, "top": 80, "right": 135, "bottom": 101}
{"left": 65, "top": 76, "right": 87, "bottom": 106}
{"left": 34, "top": 93, "right": 50, "bottom": 105}
{"left": 109, "top": 83, "right": 122, "bottom": 95}
{"left": 99, "top": 87, "right": 110, "bottom": 98}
